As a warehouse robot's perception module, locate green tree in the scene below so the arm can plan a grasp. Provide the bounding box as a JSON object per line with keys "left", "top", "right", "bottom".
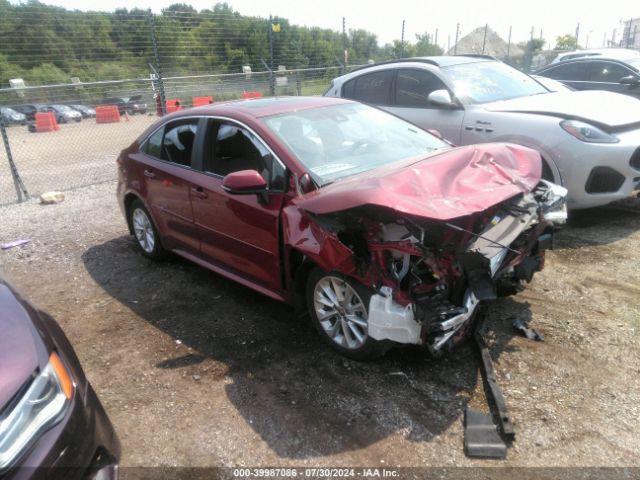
{"left": 555, "top": 35, "right": 580, "bottom": 51}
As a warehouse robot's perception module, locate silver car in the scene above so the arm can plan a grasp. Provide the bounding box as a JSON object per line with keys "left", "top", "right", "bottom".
{"left": 325, "top": 56, "right": 640, "bottom": 209}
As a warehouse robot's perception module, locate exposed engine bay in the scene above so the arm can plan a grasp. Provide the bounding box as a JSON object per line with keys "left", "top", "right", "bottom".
{"left": 298, "top": 180, "right": 567, "bottom": 355}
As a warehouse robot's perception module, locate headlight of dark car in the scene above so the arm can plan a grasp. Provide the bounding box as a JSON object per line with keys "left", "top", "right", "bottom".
{"left": 560, "top": 120, "right": 619, "bottom": 143}
{"left": 0, "top": 352, "right": 74, "bottom": 472}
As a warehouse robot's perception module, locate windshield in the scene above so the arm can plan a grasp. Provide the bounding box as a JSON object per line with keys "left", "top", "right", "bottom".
{"left": 263, "top": 103, "right": 447, "bottom": 185}
{"left": 53, "top": 105, "right": 73, "bottom": 112}
{"left": 443, "top": 61, "right": 548, "bottom": 104}
{"left": 628, "top": 58, "right": 640, "bottom": 71}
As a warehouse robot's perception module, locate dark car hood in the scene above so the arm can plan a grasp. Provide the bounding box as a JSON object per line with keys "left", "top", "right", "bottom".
{"left": 482, "top": 90, "right": 640, "bottom": 129}
{"left": 0, "top": 283, "right": 48, "bottom": 412}
{"left": 294, "top": 143, "right": 541, "bottom": 220}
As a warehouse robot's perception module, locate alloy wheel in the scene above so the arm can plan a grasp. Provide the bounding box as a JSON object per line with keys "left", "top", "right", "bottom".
{"left": 132, "top": 208, "right": 155, "bottom": 254}
{"left": 313, "top": 276, "right": 368, "bottom": 350}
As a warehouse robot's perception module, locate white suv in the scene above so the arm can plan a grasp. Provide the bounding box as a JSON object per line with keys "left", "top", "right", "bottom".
{"left": 325, "top": 56, "right": 640, "bottom": 209}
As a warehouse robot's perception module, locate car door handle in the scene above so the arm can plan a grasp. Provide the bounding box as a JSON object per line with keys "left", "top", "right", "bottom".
{"left": 143, "top": 169, "right": 156, "bottom": 179}
{"left": 190, "top": 186, "right": 208, "bottom": 199}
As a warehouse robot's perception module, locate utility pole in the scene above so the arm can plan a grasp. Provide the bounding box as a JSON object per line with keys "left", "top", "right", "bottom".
{"left": 575, "top": 22, "right": 580, "bottom": 47}
{"left": 0, "top": 118, "right": 28, "bottom": 202}
{"left": 506, "top": 25, "right": 512, "bottom": 59}
{"left": 400, "top": 19, "right": 405, "bottom": 57}
{"left": 434, "top": 28, "right": 438, "bottom": 47}
{"left": 454, "top": 23, "right": 460, "bottom": 54}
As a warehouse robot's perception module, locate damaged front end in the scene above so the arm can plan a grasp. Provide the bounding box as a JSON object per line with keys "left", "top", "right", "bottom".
{"left": 293, "top": 179, "right": 567, "bottom": 355}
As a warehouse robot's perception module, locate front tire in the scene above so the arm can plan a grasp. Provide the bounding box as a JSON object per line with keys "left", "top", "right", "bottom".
{"left": 128, "top": 200, "right": 165, "bottom": 259}
{"left": 306, "top": 268, "right": 386, "bottom": 360}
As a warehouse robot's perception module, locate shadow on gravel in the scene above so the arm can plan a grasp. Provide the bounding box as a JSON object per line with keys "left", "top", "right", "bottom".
{"left": 555, "top": 203, "right": 640, "bottom": 250}
{"left": 82, "top": 235, "right": 528, "bottom": 459}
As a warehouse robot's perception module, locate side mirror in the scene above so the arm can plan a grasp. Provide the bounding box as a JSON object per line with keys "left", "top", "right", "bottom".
{"left": 428, "top": 89, "right": 456, "bottom": 108}
{"left": 222, "top": 170, "right": 267, "bottom": 194}
{"left": 620, "top": 75, "right": 640, "bottom": 86}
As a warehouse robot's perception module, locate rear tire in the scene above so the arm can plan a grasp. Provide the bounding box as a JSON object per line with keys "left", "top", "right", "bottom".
{"left": 128, "top": 200, "right": 165, "bottom": 259}
{"left": 306, "top": 267, "right": 387, "bottom": 360}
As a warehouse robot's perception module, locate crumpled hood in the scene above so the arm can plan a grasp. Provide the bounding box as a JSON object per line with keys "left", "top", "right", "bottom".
{"left": 0, "top": 283, "right": 44, "bottom": 412}
{"left": 483, "top": 90, "right": 640, "bottom": 129}
{"left": 294, "top": 143, "right": 541, "bottom": 220}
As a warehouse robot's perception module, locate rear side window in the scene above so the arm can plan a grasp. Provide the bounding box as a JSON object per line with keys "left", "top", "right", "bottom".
{"left": 161, "top": 120, "right": 199, "bottom": 167}
{"left": 588, "top": 61, "right": 629, "bottom": 83}
{"left": 395, "top": 69, "right": 448, "bottom": 108}
{"left": 143, "top": 127, "right": 163, "bottom": 158}
{"left": 343, "top": 70, "right": 393, "bottom": 105}
{"left": 543, "top": 62, "right": 588, "bottom": 81}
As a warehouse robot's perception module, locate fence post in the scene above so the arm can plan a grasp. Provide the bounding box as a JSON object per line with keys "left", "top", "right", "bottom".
{"left": 506, "top": 26, "right": 512, "bottom": 62}
{"left": 260, "top": 58, "right": 275, "bottom": 97}
{"left": 342, "top": 17, "right": 348, "bottom": 70}
{"left": 0, "top": 118, "right": 29, "bottom": 203}
{"left": 454, "top": 23, "right": 460, "bottom": 54}
{"left": 148, "top": 10, "right": 167, "bottom": 116}
{"left": 481, "top": 24, "right": 488, "bottom": 54}
{"left": 400, "top": 20, "right": 405, "bottom": 58}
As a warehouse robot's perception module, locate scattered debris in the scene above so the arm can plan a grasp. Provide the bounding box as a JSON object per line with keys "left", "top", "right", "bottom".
{"left": 39, "top": 191, "right": 65, "bottom": 204}
{"left": 513, "top": 315, "right": 544, "bottom": 342}
{"left": 464, "top": 407, "right": 507, "bottom": 459}
{"left": 192, "top": 374, "right": 201, "bottom": 381}
{"left": 1, "top": 239, "right": 30, "bottom": 250}
{"left": 474, "top": 327, "right": 516, "bottom": 442}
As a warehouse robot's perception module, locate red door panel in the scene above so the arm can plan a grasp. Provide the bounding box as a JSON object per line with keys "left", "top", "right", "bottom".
{"left": 190, "top": 173, "right": 284, "bottom": 292}
{"left": 131, "top": 152, "right": 199, "bottom": 254}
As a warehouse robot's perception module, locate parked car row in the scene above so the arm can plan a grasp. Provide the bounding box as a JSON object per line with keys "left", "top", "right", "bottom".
{"left": 2, "top": 97, "right": 148, "bottom": 127}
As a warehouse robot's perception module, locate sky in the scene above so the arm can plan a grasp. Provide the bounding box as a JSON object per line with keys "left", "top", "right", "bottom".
{"left": 11, "top": 0, "right": 639, "bottom": 50}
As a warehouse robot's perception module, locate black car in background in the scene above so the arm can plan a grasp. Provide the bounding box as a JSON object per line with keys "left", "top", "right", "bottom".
{"left": 535, "top": 54, "right": 640, "bottom": 100}
{"left": 11, "top": 105, "right": 40, "bottom": 122}
{"left": 100, "top": 95, "right": 148, "bottom": 115}
{"left": 1, "top": 107, "right": 27, "bottom": 125}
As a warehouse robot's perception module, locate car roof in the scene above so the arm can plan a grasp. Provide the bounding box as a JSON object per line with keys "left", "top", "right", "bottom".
{"left": 554, "top": 48, "right": 640, "bottom": 62}
{"left": 170, "top": 96, "right": 354, "bottom": 119}
{"left": 350, "top": 55, "right": 494, "bottom": 72}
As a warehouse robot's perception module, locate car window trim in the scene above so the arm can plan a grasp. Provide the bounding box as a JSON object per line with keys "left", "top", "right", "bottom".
{"left": 140, "top": 118, "right": 201, "bottom": 170}
{"left": 140, "top": 114, "right": 288, "bottom": 192}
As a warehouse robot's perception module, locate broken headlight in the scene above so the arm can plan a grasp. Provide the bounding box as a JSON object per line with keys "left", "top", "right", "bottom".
{"left": 537, "top": 180, "right": 568, "bottom": 225}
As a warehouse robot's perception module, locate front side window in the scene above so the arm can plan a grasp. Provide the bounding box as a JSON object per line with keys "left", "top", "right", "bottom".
{"left": 543, "top": 62, "right": 588, "bottom": 81}
{"left": 161, "top": 120, "right": 199, "bottom": 167}
{"left": 344, "top": 70, "right": 394, "bottom": 105}
{"left": 443, "top": 61, "right": 548, "bottom": 104}
{"left": 263, "top": 102, "right": 447, "bottom": 185}
{"left": 207, "top": 122, "right": 269, "bottom": 178}
{"left": 395, "top": 69, "right": 448, "bottom": 108}
{"left": 588, "top": 61, "right": 629, "bottom": 83}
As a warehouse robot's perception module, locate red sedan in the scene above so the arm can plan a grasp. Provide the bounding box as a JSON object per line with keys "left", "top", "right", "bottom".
{"left": 117, "top": 96, "right": 567, "bottom": 359}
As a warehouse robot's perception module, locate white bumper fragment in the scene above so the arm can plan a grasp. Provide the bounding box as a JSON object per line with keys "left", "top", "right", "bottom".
{"left": 368, "top": 286, "right": 422, "bottom": 344}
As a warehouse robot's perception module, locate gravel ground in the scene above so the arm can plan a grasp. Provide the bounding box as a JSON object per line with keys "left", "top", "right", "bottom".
{"left": 0, "top": 181, "right": 639, "bottom": 470}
